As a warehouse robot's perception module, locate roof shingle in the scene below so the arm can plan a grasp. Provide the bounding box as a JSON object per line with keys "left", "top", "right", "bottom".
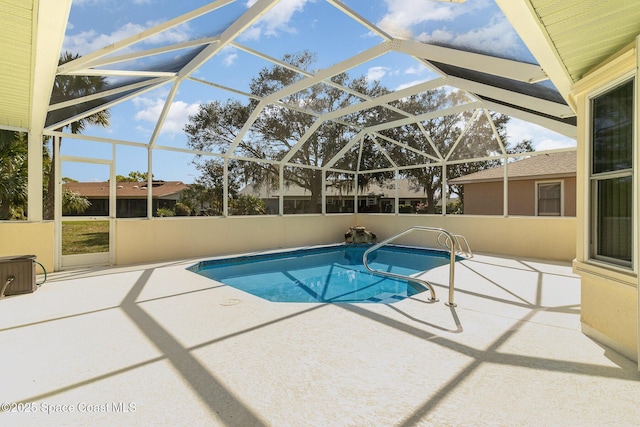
{"left": 449, "top": 151, "right": 576, "bottom": 184}
{"left": 64, "top": 181, "right": 188, "bottom": 198}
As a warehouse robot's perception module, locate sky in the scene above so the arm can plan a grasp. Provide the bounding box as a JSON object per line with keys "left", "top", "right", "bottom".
{"left": 59, "top": 0, "right": 576, "bottom": 183}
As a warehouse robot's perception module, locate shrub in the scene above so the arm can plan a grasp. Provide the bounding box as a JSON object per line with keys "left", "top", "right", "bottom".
{"left": 156, "top": 207, "right": 175, "bottom": 217}
{"left": 174, "top": 202, "right": 191, "bottom": 216}
{"left": 230, "top": 194, "right": 266, "bottom": 215}
{"left": 415, "top": 202, "right": 428, "bottom": 214}
{"left": 399, "top": 204, "right": 415, "bottom": 214}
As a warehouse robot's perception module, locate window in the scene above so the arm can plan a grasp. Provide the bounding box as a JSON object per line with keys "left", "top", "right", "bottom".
{"left": 590, "top": 79, "right": 634, "bottom": 267}
{"left": 537, "top": 181, "right": 562, "bottom": 216}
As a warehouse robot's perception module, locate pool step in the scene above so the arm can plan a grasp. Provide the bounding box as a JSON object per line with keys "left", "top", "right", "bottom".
{"left": 367, "top": 292, "right": 406, "bottom": 303}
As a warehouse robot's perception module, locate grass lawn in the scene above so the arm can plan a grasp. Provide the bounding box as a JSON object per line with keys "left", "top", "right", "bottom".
{"left": 62, "top": 221, "right": 109, "bottom": 255}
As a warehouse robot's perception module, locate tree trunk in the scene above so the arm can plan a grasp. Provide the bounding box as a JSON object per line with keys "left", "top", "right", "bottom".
{"left": 44, "top": 136, "right": 61, "bottom": 220}
{"left": 426, "top": 185, "right": 436, "bottom": 214}
{"left": 44, "top": 157, "right": 55, "bottom": 220}
{"left": 0, "top": 201, "right": 10, "bottom": 220}
{"left": 309, "top": 173, "right": 322, "bottom": 213}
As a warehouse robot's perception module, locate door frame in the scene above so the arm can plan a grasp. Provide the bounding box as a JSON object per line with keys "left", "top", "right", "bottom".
{"left": 55, "top": 150, "right": 115, "bottom": 270}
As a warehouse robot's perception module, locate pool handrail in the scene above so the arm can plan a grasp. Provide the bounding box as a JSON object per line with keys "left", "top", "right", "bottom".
{"left": 437, "top": 232, "right": 474, "bottom": 259}
{"left": 362, "top": 226, "right": 460, "bottom": 306}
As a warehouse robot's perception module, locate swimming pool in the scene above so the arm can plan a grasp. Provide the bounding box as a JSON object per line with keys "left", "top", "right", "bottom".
{"left": 188, "top": 245, "right": 455, "bottom": 303}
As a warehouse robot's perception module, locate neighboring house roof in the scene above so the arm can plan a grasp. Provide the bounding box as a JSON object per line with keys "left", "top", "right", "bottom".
{"left": 449, "top": 151, "right": 576, "bottom": 184}
{"left": 64, "top": 181, "right": 188, "bottom": 198}
{"left": 240, "top": 179, "right": 428, "bottom": 199}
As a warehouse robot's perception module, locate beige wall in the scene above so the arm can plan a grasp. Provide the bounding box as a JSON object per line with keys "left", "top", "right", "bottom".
{"left": 570, "top": 42, "right": 638, "bottom": 363}
{"left": 564, "top": 177, "right": 577, "bottom": 217}
{"left": 574, "top": 263, "right": 638, "bottom": 361}
{"left": 115, "top": 215, "right": 358, "bottom": 265}
{"left": 463, "top": 178, "right": 576, "bottom": 217}
{"left": 114, "top": 214, "right": 576, "bottom": 266}
{"left": 0, "top": 214, "right": 576, "bottom": 275}
{"left": 0, "top": 222, "right": 54, "bottom": 273}
{"left": 508, "top": 181, "right": 535, "bottom": 215}
{"left": 354, "top": 214, "right": 576, "bottom": 261}
{"left": 463, "top": 182, "right": 503, "bottom": 215}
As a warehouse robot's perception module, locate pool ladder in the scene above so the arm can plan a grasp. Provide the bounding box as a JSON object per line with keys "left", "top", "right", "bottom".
{"left": 362, "top": 226, "right": 472, "bottom": 307}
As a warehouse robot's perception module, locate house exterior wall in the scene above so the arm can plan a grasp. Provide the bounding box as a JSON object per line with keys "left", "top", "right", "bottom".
{"left": 508, "top": 180, "right": 535, "bottom": 215}
{"left": 564, "top": 177, "right": 577, "bottom": 217}
{"left": 462, "top": 178, "right": 576, "bottom": 217}
{"left": 570, "top": 42, "right": 638, "bottom": 363}
{"left": 462, "top": 182, "right": 504, "bottom": 215}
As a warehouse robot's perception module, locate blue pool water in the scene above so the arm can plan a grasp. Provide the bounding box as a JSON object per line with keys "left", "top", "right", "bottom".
{"left": 188, "top": 245, "right": 454, "bottom": 303}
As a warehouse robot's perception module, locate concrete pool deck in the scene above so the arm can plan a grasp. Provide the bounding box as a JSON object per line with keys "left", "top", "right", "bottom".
{"left": 1, "top": 252, "right": 638, "bottom": 426}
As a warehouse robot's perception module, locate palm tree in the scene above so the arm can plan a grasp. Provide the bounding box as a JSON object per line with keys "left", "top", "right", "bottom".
{"left": 62, "top": 188, "right": 91, "bottom": 215}
{"left": 44, "top": 52, "right": 110, "bottom": 219}
{"left": 0, "top": 131, "right": 28, "bottom": 219}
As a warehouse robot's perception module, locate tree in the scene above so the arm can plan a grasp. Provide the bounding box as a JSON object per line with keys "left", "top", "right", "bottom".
{"left": 230, "top": 194, "right": 266, "bottom": 215}
{"left": 379, "top": 89, "right": 515, "bottom": 213}
{"left": 116, "top": 171, "right": 152, "bottom": 182}
{"left": 173, "top": 202, "right": 191, "bottom": 216}
{"left": 44, "top": 51, "right": 110, "bottom": 219}
{"left": 178, "top": 161, "right": 239, "bottom": 216}
{"left": 185, "top": 51, "right": 393, "bottom": 213}
{"left": 0, "top": 131, "right": 28, "bottom": 219}
{"left": 62, "top": 188, "right": 91, "bottom": 215}
{"left": 0, "top": 131, "right": 53, "bottom": 220}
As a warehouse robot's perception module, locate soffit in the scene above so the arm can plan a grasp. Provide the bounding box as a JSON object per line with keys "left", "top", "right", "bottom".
{"left": 0, "top": 0, "right": 34, "bottom": 129}
{"left": 0, "top": 0, "right": 72, "bottom": 132}
{"left": 530, "top": 0, "right": 640, "bottom": 82}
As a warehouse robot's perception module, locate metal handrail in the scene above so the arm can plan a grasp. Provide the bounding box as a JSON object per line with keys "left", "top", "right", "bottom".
{"left": 437, "top": 232, "right": 473, "bottom": 259}
{"left": 362, "top": 226, "right": 458, "bottom": 306}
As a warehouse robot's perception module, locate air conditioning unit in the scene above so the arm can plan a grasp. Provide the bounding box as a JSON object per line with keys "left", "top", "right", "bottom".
{"left": 0, "top": 255, "right": 37, "bottom": 297}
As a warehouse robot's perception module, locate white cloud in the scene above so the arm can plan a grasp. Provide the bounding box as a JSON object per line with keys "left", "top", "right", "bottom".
{"left": 534, "top": 138, "right": 577, "bottom": 151}
{"left": 506, "top": 118, "right": 576, "bottom": 151}
{"left": 416, "top": 28, "right": 454, "bottom": 44}
{"left": 376, "top": 0, "right": 469, "bottom": 39}
{"left": 242, "top": 0, "right": 312, "bottom": 40}
{"left": 395, "top": 79, "right": 429, "bottom": 91}
{"left": 415, "top": 14, "right": 521, "bottom": 56}
{"left": 405, "top": 64, "right": 428, "bottom": 75}
{"left": 223, "top": 52, "right": 238, "bottom": 67}
{"left": 64, "top": 21, "right": 192, "bottom": 55}
{"left": 133, "top": 97, "right": 201, "bottom": 135}
{"left": 366, "top": 66, "right": 389, "bottom": 82}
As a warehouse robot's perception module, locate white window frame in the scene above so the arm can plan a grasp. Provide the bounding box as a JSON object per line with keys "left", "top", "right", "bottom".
{"left": 586, "top": 75, "right": 635, "bottom": 270}
{"left": 535, "top": 180, "right": 563, "bottom": 216}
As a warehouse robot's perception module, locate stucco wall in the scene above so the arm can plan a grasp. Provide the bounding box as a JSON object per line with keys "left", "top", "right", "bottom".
{"left": 463, "top": 182, "right": 503, "bottom": 215}
{"left": 463, "top": 178, "right": 576, "bottom": 217}
{"left": 114, "top": 214, "right": 577, "bottom": 265}
{"left": 508, "top": 181, "right": 535, "bottom": 215}
{"left": 0, "top": 214, "right": 576, "bottom": 274}
{"left": 575, "top": 263, "right": 638, "bottom": 361}
{"left": 0, "top": 221, "right": 54, "bottom": 273}
{"left": 354, "top": 214, "right": 576, "bottom": 261}
{"left": 570, "top": 42, "right": 638, "bottom": 363}
{"left": 115, "top": 215, "right": 358, "bottom": 265}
